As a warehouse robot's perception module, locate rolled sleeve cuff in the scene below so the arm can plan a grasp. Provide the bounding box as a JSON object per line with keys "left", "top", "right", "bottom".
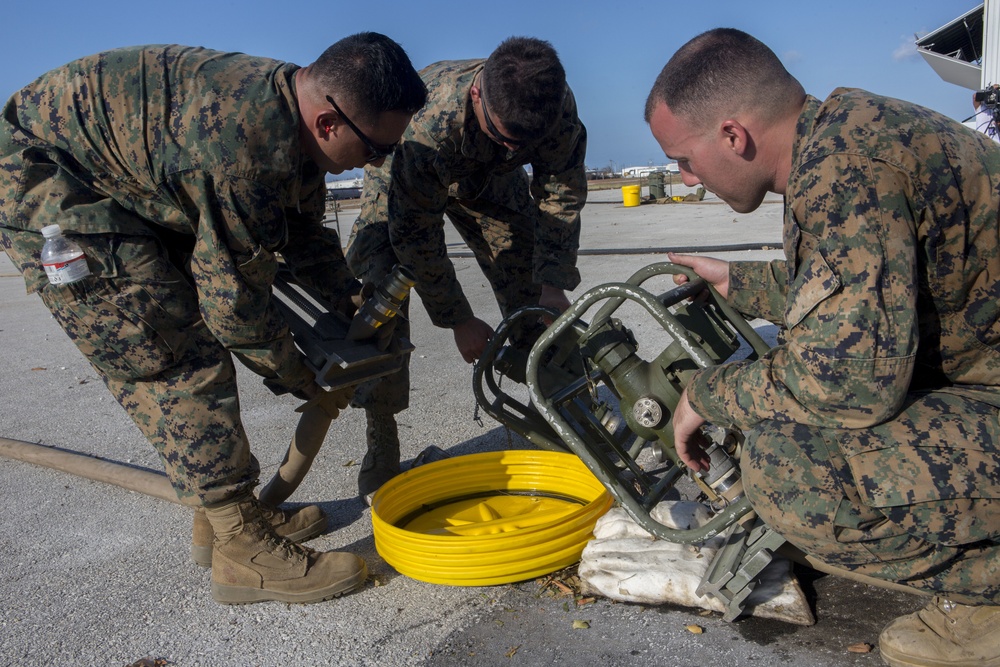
{"left": 728, "top": 260, "right": 788, "bottom": 323}
{"left": 232, "top": 333, "right": 314, "bottom": 396}
{"left": 685, "top": 363, "right": 756, "bottom": 429}
{"left": 420, "top": 291, "right": 476, "bottom": 329}
{"left": 534, "top": 261, "right": 581, "bottom": 292}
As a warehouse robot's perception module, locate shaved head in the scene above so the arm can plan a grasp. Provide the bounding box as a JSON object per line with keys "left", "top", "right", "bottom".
{"left": 645, "top": 28, "right": 804, "bottom": 129}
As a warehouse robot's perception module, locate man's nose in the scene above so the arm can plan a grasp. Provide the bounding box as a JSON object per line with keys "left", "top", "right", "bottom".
{"left": 681, "top": 172, "right": 701, "bottom": 187}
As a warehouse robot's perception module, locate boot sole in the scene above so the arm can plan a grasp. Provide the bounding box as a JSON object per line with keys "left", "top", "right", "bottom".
{"left": 210, "top": 562, "right": 368, "bottom": 605}
{"left": 881, "top": 645, "right": 1000, "bottom": 667}
{"left": 191, "top": 515, "right": 329, "bottom": 568}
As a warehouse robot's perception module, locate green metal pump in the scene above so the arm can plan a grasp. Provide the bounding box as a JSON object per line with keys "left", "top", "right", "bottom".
{"left": 473, "top": 261, "right": 788, "bottom": 622}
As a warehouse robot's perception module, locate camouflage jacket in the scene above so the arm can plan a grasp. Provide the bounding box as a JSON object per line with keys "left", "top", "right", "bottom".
{"left": 688, "top": 88, "right": 1000, "bottom": 430}
{"left": 363, "top": 59, "right": 587, "bottom": 328}
{"left": 0, "top": 45, "right": 358, "bottom": 393}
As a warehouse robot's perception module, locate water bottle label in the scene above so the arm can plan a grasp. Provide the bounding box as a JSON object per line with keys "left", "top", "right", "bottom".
{"left": 43, "top": 255, "right": 90, "bottom": 285}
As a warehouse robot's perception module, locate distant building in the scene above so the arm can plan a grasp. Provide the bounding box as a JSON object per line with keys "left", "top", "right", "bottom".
{"left": 620, "top": 164, "right": 678, "bottom": 178}
{"left": 326, "top": 177, "right": 363, "bottom": 200}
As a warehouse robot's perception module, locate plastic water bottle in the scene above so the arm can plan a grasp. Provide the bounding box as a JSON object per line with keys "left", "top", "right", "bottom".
{"left": 40, "top": 224, "right": 90, "bottom": 285}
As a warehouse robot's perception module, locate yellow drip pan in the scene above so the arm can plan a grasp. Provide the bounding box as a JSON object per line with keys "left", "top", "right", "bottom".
{"left": 371, "top": 450, "right": 613, "bottom": 586}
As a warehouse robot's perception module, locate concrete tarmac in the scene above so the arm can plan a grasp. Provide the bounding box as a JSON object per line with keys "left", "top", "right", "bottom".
{"left": 0, "top": 185, "right": 925, "bottom": 666}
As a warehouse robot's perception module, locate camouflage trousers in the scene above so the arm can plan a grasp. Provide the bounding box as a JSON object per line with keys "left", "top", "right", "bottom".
{"left": 346, "top": 169, "right": 542, "bottom": 414}
{"left": 1, "top": 227, "right": 259, "bottom": 506}
{"left": 741, "top": 389, "right": 1000, "bottom": 605}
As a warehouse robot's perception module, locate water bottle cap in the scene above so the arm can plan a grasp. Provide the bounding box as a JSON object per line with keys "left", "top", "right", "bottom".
{"left": 41, "top": 224, "right": 63, "bottom": 239}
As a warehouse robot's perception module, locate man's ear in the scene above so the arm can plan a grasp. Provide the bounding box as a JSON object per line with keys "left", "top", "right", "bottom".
{"left": 316, "top": 111, "right": 338, "bottom": 138}
{"left": 720, "top": 119, "right": 750, "bottom": 156}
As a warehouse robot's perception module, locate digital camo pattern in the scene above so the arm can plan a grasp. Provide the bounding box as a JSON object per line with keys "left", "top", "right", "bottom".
{"left": 686, "top": 88, "right": 1000, "bottom": 601}
{"left": 742, "top": 392, "right": 1000, "bottom": 604}
{"left": 0, "top": 46, "right": 358, "bottom": 502}
{"left": 345, "top": 58, "right": 587, "bottom": 414}
{"left": 344, "top": 223, "right": 412, "bottom": 414}
{"left": 0, "top": 229, "right": 259, "bottom": 505}
{"left": 347, "top": 58, "right": 588, "bottom": 330}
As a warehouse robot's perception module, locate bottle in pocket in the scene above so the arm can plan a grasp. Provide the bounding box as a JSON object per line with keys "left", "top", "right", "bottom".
{"left": 40, "top": 224, "right": 90, "bottom": 285}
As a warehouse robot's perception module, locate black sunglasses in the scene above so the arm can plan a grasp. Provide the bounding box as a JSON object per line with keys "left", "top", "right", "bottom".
{"left": 325, "top": 95, "right": 397, "bottom": 162}
{"left": 479, "top": 80, "right": 524, "bottom": 148}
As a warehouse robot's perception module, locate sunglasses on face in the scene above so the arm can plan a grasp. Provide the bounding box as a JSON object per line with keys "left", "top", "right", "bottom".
{"left": 325, "top": 95, "right": 397, "bottom": 162}
{"left": 478, "top": 81, "right": 525, "bottom": 148}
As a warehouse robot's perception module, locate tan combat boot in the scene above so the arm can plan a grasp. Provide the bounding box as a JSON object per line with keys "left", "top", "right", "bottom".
{"left": 191, "top": 502, "right": 328, "bottom": 567}
{"left": 357, "top": 410, "right": 401, "bottom": 505}
{"left": 879, "top": 596, "right": 1000, "bottom": 667}
{"left": 206, "top": 494, "right": 366, "bottom": 604}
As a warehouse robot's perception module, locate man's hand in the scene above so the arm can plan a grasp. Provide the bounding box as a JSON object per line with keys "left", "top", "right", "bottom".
{"left": 334, "top": 281, "right": 365, "bottom": 319}
{"left": 672, "top": 388, "right": 711, "bottom": 472}
{"left": 291, "top": 378, "right": 321, "bottom": 402}
{"left": 667, "top": 252, "right": 731, "bottom": 299}
{"left": 452, "top": 317, "right": 495, "bottom": 363}
{"left": 538, "top": 285, "right": 571, "bottom": 313}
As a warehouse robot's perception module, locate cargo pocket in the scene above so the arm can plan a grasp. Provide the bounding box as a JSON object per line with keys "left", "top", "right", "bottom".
{"left": 39, "top": 237, "right": 201, "bottom": 382}
{"left": 837, "top": 392, "right": 1000, "bottom": 545}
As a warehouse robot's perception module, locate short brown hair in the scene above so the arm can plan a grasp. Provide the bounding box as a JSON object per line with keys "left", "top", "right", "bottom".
{"left": 482, "top": 37, "right": 567, "bottom": 140}
{"left": 312, "top": 32, "right": 427, "bottom": 122}
{"left": 644, "top": 28, "right": 804, "bottom": 126}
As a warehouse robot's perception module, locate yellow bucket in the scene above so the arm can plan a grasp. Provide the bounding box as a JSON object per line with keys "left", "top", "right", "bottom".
{"left": 622, "top": 184, "right": 641, "bottom": 207}
{"left": 371, "top": 450, "right": 613, "bottom": 586}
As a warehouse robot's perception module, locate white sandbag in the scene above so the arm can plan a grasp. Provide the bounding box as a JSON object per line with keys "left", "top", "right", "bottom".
{"left": 579, "top": 502, "right": 815, "bottom": 626}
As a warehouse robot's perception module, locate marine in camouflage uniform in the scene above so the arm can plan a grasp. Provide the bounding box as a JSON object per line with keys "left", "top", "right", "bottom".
{"left": 0, "top": 36, "right": 427, "bottom": 604}
{"left": 0, "top": 44, "right": 357, "bottom": 505}
{"left": 345, "top": 38, "right": 587, "bottom": 498}
{"left": 648, "top": 28, "right": 1000, "bottom": 666}
{"left": 684, "top": 87, "right": 1000, "bottom": 604}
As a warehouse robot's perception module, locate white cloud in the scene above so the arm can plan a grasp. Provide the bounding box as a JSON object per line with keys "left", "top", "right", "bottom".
{"left": 894, "top": 34, "right": 921, "bottom": 61}
{"left": 782, "top": 50, "right": 803, "bottom": 65}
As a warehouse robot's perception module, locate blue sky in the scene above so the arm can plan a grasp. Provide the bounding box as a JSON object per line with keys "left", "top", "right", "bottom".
{"left": 0, "top": 1, "right": 979, "bottom": 177}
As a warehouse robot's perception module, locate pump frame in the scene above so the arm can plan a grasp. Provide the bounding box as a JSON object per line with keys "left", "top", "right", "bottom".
{"left": 473, "top": 261, "right": 790, "bottom": 621}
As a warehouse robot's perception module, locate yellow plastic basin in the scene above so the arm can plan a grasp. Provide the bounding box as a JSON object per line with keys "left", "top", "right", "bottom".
{"left": 371, "top": 450, "right": 613, "bottom": 586}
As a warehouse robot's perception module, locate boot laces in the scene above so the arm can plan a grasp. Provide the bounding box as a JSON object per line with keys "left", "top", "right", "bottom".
{"left": 258, "top": 503, "right": 288, "bottom": 524}
{"left": 263, "top": 532, "right": 311, "bottom": 561}
{"left": 244, "top": 503, "right": 310, "bottom": 561}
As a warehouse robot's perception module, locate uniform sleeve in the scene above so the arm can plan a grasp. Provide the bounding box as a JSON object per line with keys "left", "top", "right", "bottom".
{"left": 527, "top": 89, "right": 587, "bottom": 291}
{"left": 385, "top": 136, "right": 475, "bottom": 328}
{"left": 687, "top": 154, "right": 919, "bottom": 430}
{"left": 727, "top": 259, "right": 791, "bottom": 324}
{"left": 280, "top": 172, "right": 360, "bottom": 304}
{"left": 176, "top": 171, "right": 314, "bottom": 395}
